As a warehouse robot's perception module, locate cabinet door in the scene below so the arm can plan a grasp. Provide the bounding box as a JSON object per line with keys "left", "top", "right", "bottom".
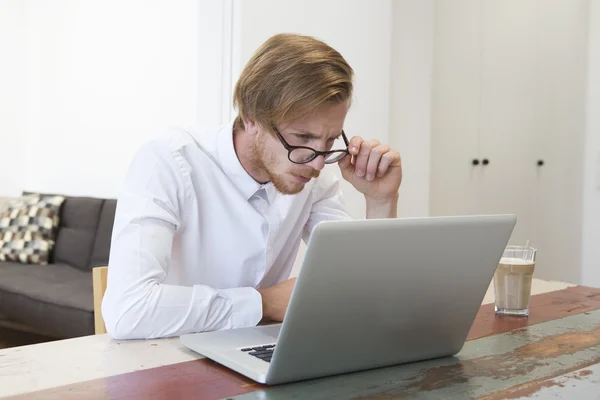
{"left": 477, "top": 0, "right": 539, "bottom": 247}
{"left": 430, "top": 0, "right": 588, "bottom": 283}
{"left": 530, "top": 0, "right": 588, "bottom": 283}
{"left": 430, "top": 0, "right": 482, "bottom": 217}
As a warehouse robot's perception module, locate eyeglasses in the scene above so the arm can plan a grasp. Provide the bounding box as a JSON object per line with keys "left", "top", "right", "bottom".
{"left": 273, "top": 127, "right": 350, "bottom": 164}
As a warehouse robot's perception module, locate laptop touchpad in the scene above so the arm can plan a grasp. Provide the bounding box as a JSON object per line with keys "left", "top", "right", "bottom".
{"left": 255, "top": 324, "right": 281, "bottom": 339}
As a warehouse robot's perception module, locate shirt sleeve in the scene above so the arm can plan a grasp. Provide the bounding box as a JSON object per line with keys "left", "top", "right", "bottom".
{"left": 302, "top": 170, "right": 353, "bottom": 243}
{"left": 101, "top": 139, "right": 262, "bottom": 340}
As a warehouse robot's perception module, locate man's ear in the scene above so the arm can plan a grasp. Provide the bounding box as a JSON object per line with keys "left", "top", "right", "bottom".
{"left": 243, "top": 118, "right": 259, "bottom": 135}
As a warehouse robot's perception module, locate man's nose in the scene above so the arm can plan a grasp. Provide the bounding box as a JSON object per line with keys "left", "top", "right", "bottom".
{"left": 307, "top": 155, "right": 325, "bottom": 171}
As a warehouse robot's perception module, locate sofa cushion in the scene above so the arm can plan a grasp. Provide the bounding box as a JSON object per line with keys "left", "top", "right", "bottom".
{"left": 0, "top": 194, "right": 65, "bottom": 265}
{"left": 89, "top": 199, "right": 116, "bottom": 269}
{"left": 52, "top": 196, "right": 104, "bottom": 271}
{"left": 0, "top": 262, "right": 94, "bottom": 338}
{"left": 0, "top": 197, "right": 13, "bottom": 213}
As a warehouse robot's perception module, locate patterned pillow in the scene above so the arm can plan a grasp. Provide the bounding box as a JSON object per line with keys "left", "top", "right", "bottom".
{"left": 0, "top": 194, "right": 65, "bottom": 265}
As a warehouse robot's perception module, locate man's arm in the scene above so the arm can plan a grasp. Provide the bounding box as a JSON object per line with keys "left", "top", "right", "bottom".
{"left": 102, "top": 141, "right": 262, "bottom": 340}
{"left": 257, "top": 277, "right": 297, "bottom": 321}
{"left": 365, "top": 194, "right": 399, "bottom": 219}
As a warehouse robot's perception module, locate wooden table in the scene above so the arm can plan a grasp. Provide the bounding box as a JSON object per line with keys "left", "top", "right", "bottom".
{"left": 1, "top": 279, "right": 600, "bottom": 399}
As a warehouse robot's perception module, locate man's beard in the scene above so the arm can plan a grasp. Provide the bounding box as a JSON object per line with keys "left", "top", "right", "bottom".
{"left": 252, "top": 133, "right": 320, "bottom": 195}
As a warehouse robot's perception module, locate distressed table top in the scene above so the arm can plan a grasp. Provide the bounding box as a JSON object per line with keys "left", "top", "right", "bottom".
{"left": 2, "top": 279, "right": 600, "bottom": 400}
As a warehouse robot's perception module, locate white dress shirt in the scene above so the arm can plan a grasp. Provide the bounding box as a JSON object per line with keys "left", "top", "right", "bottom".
{"left": 102, "top": 121, "right": 352, "bottom": 339}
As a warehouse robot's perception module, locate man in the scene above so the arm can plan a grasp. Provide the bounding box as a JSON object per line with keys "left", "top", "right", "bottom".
{"left": 102, "top": 33, "right": 402, "bottom": 340}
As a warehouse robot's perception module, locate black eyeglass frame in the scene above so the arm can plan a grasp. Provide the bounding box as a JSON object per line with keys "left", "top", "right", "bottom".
{"left": 272, "top": 127, "right": 350, "bottom": 164}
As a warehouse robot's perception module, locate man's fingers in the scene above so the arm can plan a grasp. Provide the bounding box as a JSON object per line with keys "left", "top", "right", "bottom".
{"left": 365, "top": 144, "right": 390, "bottom": 181}
{"left": 377, "top": 151, "right": 401, "bottom": 177}
{"left": 348, "top": 136, "right": 364, "bottom": 157}
{"left": 345, "top": 136, "right": 400, "bottom": 180}
{"left": 354, "top": 139, "right": 380, "bottom": 177}
{"left": 337, "top": 152, "right": 353, "bottom": 176}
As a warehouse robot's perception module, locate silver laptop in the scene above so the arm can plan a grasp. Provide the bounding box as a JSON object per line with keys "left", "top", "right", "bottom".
{"left": 180, "top": 214, "right": 516, "bottom": 385}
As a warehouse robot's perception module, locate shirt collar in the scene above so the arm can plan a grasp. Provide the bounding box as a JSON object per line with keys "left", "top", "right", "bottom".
{"left": 261, "top": 182, "right": 277, "bottom": 204}
{"left": 217, "top": 120, "right": 276, "bottom": 202}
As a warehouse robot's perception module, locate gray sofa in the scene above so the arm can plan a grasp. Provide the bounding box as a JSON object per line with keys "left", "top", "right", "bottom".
{"left": 0, "top": 193, "right": 116, "bottom": 339}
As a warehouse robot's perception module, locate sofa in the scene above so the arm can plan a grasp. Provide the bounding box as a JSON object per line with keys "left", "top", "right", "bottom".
{"left": 0, "top": 193, "right": 116, "bottom": 339}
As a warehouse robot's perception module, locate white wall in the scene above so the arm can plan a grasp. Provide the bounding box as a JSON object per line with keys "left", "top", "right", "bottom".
{"left": 17, "top": 0, "right": 224, "bottom": 198}
{"left": 582, "top": 0, "right": 600, "bottom": 286}
{"left": 4, "top": 1, "right": 596, "bottom": 285}
{"left": 0, "top": 1, "right": 27, "bottom": 196}
{"left": 390, "top": 0, "right": 435, "bottom": 218}
{"left": 8, "top": 0, "right": 432, "bottom": 211}
{"left": 198, "top": 0, "right": 232, "bottom": 127}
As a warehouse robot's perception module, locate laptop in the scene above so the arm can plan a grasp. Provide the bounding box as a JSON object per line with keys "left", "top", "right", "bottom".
{"left": 180, "top": 214, "right": 517, "bottom": 385}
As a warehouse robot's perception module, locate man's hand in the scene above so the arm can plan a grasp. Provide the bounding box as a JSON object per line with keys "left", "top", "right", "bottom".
{"left": 258, "top": 278, "right": 296, "bottom": 322}
{"left": 338, "top": 136, "right": 402, "bottom": 200}
{"left": 338, "top": 136, "right": 402, "bottom": 218}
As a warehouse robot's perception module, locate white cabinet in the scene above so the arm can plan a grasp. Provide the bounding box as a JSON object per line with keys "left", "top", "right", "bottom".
{"left": 430, "top": 0, "right": 589, "bottom": 283}
{"left": 477, "top": 0, "right": 539, "bottom": 249}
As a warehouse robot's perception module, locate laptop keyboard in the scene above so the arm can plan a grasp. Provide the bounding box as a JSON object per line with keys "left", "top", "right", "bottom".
{"left": 240, "top": 344, "right": 276, "bottom": 362}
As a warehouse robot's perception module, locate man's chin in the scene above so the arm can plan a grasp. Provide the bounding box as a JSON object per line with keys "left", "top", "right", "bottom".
{"left": 279, "top": 183, "right": 305, "bottom": 195}
{"left": 271, "top": 176, "right": 306, "bottom": 195}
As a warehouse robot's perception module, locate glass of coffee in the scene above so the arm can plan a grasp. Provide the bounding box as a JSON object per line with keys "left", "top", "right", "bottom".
{"left": 494, "top": 245, "right": 537, "bottom": 316}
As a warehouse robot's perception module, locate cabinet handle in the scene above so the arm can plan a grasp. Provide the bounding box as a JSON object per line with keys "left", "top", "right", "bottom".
{"left": 482, "top": 159, "right": 489, "bottom": 165}
{"left": 537, "top": 160, "right": 544, "bottom": 166}
{"left": 472, "top": 159, "right": 480, "bottom": 166}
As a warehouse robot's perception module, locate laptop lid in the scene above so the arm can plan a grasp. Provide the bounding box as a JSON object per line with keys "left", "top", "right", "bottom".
{"left": 265, "top": 214, "right": 516, "bottom": 384}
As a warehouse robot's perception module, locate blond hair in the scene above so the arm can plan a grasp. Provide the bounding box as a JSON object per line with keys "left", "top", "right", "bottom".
{"left": 233, "top": 33, "right": 353, "bottom": 132}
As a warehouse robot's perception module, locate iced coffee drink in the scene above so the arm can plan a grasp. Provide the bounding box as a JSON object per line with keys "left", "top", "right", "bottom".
{"left": 494, "top": 245, "right": 537, "bottom": 316}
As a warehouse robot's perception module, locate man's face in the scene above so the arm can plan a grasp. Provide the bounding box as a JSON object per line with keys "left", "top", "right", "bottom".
{"left": 251, "top": 102, "right": 349, "bottom": 195}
